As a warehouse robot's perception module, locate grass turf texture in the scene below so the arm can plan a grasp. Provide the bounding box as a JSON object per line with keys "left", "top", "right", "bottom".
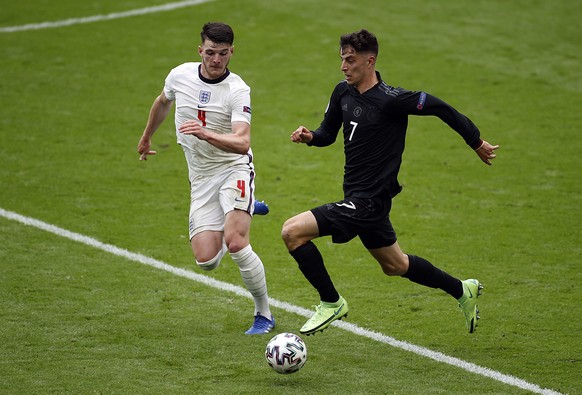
{"left": 1, "top": 0, "right": 581, "bottom": 394}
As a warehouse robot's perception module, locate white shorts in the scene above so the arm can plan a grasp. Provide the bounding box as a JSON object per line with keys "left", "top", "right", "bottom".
{"left": 188, "top": 166, "right": 256, "bottom": 239}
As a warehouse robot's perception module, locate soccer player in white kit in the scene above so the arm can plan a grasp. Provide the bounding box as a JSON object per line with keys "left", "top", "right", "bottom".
{"left": 137, "top": 22, "right": 275, "bottom": 334}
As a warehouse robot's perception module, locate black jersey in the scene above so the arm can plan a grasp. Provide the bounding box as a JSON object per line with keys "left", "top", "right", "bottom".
{"left": 309, "top": 72, "right": 482, "bottom": 199}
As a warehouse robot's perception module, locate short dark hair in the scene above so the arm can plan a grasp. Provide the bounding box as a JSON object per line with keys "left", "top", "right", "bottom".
{"left": 340, "top": 29, "right": 378, "bottom": 56}
{"left": 200, "top": 22, "right": 234, "bottom": 45}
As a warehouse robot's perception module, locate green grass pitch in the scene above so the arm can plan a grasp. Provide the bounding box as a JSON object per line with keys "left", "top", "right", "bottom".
{"left": 0, "top": 0, "right": 580, "bottom": 394}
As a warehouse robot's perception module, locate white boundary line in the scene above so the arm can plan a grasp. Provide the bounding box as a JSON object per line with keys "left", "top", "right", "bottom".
{"left": 0, "top": 207, "right": 564, "bottom": 395}
{"left": 0, "top": 0, "right": 214, "bottom": 33}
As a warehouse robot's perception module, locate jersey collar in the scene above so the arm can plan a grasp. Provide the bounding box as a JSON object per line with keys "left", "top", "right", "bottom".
{"left": 198, "top": 64, "right": 231, "bottom": 84}
{"left": 347, "top": 71, "right": 384, "bottom": 95}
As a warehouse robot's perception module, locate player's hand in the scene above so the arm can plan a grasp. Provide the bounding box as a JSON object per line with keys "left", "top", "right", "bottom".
{"left": 290, "top": 126, "right": 313, "bottom": 143}
{"left": 474, "top": 139, "right": 499, "bottom": 165}
{"left": 179, "top": 121, "right": 208, "bottom": 140}
{"left": 138, "top": 137, "right": 157, "bottom": 161}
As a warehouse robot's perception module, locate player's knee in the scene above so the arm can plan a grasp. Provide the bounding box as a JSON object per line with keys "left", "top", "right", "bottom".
{"left": 196, "top": 256, "right": 220, "bottom": 271}
{"left": 224, "top": 236, "right": 247, "bottom": 254}
{"left": 379, "top": 259, "right": 408, "bottom": 276}
{"left": 282, "top": 215, "right": 316, "bottom": 251}
{"left": 381, "top": 265, "right": 401, "bottom": 276}
{"left": 281, "top": 219, "right": 297, "bottom": 248}
{"left": 196, "top": 245, "right": 227, "bottom": 271}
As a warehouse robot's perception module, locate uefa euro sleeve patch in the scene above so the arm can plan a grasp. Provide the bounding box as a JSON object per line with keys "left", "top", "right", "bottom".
{"left": 416, "top": 92, "right": 426, "bottom": 110}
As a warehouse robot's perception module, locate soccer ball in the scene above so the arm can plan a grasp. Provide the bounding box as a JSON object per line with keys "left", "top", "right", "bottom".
{"left": 265, "top": 332, "right": 307, "bottom": 374}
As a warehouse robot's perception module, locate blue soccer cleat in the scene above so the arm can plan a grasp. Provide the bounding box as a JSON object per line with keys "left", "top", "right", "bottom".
{"left": 254, "top": 200, "right": 270, "bottom": 215}
{"left": 245, "top": 314, "right": 275, "bottom": 335}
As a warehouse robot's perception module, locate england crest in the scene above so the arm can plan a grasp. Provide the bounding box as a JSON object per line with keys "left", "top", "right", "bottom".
{"left": 199, "top": 90, "right": 211, "bottom": 104}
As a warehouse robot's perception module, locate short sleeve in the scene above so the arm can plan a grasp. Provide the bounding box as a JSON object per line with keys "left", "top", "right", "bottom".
{"left": 163, "top": 68, "right": 176, "bottom": 101}
{"left": 230, "top": 85, "right": 252, "bottom": 124}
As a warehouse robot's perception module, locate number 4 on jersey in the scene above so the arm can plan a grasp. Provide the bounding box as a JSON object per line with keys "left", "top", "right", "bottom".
{"left": 236, "top": 180, "right": 246, "bottom": 198}
{"left": 197, "top": 110, "right": 207, "bottom": 126}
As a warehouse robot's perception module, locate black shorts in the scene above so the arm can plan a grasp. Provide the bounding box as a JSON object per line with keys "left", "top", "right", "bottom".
{"left": 311, "top": 197, "right": 397, "bottom": 250}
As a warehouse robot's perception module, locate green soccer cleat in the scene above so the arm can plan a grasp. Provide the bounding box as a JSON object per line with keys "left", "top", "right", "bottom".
{"left": 300, "top": 296, "right": 349, "bottom": 335}
{"left": 458, "top": 279, "right": 483, "bottom": 333}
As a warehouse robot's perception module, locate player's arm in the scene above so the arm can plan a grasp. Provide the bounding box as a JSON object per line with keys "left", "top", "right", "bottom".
{"left": 290, "top": 122, "right": 342, "bottom": 146}
{"left": 423, "top": 94, "right": 500, "bottom": 165}
{"left": 138, "top": 90, "right": 174, "bottom": 160}
{"left": 290, "top": 126, "right": 314, "bottom": 143}
{"left": 292, "top": 83, "right": 344, "bottom": 147}
{"left": 178, "top": 120, "right": 251, "bottom": 154}
{"left": 307, "top": 121, "right": 341, "bottom": 147}
{"left": 472, "top": 139, "right": 499, "bottom": 165}
{"left": 398, "top": 91, "right": 499, "bottom": 165}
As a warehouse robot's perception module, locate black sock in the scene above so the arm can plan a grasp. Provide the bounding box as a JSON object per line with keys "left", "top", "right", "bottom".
{"left": 403, "top": 255, "right": 463, "bottom": 299}
{"left": 289, "top": 241, "right": 340, "bottom": 303}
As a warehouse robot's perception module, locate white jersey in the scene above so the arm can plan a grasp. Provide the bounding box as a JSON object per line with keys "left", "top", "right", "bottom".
{"left": 164, "top": 62, "right": 253, "bottom": 177}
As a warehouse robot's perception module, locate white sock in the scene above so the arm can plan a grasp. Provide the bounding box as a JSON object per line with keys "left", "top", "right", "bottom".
{"left": 230, "top": 245, "right": 272, "bottom": 319}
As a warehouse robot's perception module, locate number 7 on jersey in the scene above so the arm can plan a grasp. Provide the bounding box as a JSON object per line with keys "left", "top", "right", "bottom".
{"left": 349, "top": 121, "right": 358, "bottom": 141}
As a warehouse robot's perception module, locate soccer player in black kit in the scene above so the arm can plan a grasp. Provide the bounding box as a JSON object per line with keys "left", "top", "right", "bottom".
{"left": 281, "top": 29, "right": 499, "bottom": 335}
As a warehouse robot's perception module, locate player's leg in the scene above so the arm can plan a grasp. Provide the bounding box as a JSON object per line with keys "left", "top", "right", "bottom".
{"left": 368, "top": 242, "right": 482, "bottom": 333}
{"left": 363, "top": 215, "right": 463, "bottom": 296}
{"left": 281, "top": 211, "right": 339, "bottom": 303}
{"left": 282, "top": 210, "right": 348, "bottom": 335}
{"left": 222, "top": 171, "right": 274, "bottom": 334}
{"left": 188, "top": 176, "right": 228, "bottom": 270}
{"left": 191, "top": 230, "right": 226, "bottom": 270}
{"left": 369, "top": 241, "right": 466, "bottom": 297}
